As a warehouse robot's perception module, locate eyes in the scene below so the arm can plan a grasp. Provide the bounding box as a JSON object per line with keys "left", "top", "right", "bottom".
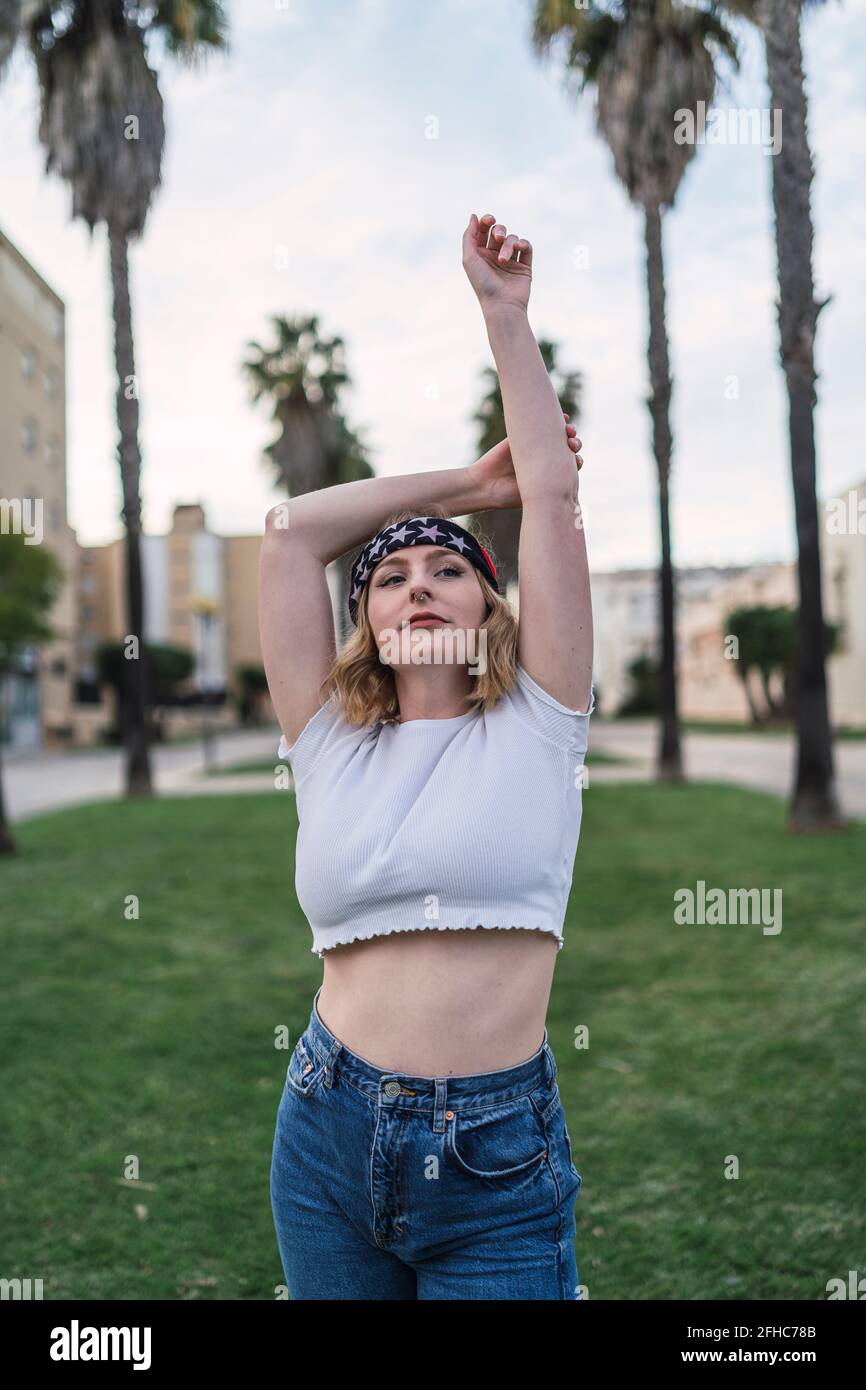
{"left": 378, "top": 564, "right": 464, "bottom": 587}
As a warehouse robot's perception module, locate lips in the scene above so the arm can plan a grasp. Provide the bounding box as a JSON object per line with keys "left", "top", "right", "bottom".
{"left": 408, "top": 612, "right": 446, "bottom": 626}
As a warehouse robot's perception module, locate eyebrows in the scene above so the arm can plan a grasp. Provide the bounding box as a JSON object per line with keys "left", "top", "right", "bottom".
{"left": 375, "top": 547, "right": 466, "bottom": 573}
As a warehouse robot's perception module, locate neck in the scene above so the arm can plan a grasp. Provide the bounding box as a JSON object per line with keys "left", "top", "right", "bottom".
{"left": 393, "top": 666, "right": 475, "bottom": 722}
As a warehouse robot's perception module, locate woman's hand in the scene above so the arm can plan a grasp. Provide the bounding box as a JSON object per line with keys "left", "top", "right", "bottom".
{"left": 469, "top": 413, "right": 583, "bottom": 510}
{"left": 462, "top": 212, "right": 533, "bottom": 312}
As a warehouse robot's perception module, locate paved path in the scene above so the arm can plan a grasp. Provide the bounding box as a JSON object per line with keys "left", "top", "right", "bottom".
{"left": 587, "top": 719, "right": 866, "bottom": 819}
{"left": 2, "top": 727, "right": 286, "bottom": 824}
{"left": 4, "top": 721, "right": 864, "bottom": 822}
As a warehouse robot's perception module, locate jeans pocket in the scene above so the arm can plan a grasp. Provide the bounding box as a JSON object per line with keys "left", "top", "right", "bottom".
{"left": 285, "top": 1033, "right": 327, "bottom": 1098}
{"left": 445, "top": 1095, "right": 550, "bottom": 1180}
{"left": 529, "top": 1082, "right": 581, "bottom": 1191}
{"left": 563, "top": 1121, "right": 580, "bottom": 1180}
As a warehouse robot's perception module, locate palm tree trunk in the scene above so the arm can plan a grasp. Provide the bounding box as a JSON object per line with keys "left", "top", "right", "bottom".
{"left": 0, "top": 736, "right": 16, "bottom": 855}
{"left": 756, "top": 0, "right": 842, "bottom": 829}
{"left": 109, "top": 225, "right": 152, "bottom": 796}
{"left": 644, "top": 204, "right": 683, "bottom": 781}
{"left": 739, "top": 667, "right": 763, "bottom": 725}
{"left": 759, "top": 666, "right": 783, "bottom": 720}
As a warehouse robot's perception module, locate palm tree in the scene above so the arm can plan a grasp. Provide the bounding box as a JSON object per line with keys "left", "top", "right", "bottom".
{"left": 531, "top": 0, "right": 738, "bottom": 781}
{"left": 470, "top": 343, "right": 582, "bottom": 601}
{"left": 242, "top": 313, "right": 375, "bottom": 643}
{"left": 711, "top": 0, "right": 842, "bottom": 827}
{"left": 1, "top": 0, "right": 228, "bottom": 795}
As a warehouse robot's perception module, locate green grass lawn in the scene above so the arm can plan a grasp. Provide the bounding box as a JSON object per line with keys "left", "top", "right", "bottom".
{"left": 204, "top": 759, "right": 281, "bottom": 776}
{"left": 1, "top": 784, "right": 863, "bottom": 1300}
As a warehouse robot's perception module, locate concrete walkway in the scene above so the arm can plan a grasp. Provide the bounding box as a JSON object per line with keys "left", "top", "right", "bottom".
{"left": 4, "top": 721, "right": 865, "bottom": 822}
{"left": 2, "top": 727, "right": 286, "bottom": 824}
{"left": 587, "top": 719, "right": 866, "bottom": 819}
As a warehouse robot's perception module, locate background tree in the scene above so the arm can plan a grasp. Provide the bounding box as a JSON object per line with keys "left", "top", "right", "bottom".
{"left": 0, "top": 532, "right": 63, "bottom": 855}
{"left": 726, "top": 603, "right": 839, "bottom": 724}
{"left": 727, "top": 605, "right": 791, "bottom": 722}
{"left": 531, "top": 0, "right": 739, "bottom": 782}
{"left": 235, "top": 664, "right": 268, "bottom": 726}
{"left": 469, "top": 342, "right": 582, "bottom": 600}
{"left": 712, "top": 0, "right": 840, "bottom": 827}
{"left": 96, "top": 640, "right": 195, "bottom": 743}
{"left": 242, "top": 313, "right": 374, "bottom": 643}
{"left": 0, "top": 0, "right": 229, "bottom": 796}
{"left": 620, "top": 652, "right": 661, "bottom": 716}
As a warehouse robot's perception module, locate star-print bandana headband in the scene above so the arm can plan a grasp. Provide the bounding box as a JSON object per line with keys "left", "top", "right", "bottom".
{"left": 348, "top": 517, "right": 499, "bottom": 627}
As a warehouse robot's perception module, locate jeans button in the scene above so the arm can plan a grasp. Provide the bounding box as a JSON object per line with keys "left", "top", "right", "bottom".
{"left": 383, "top": 1081, "right": 401, "bottom": 1098}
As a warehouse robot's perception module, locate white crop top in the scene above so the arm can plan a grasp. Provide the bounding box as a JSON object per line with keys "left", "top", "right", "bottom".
{"left": 277, "top": 663, "right": 595, "bottom": 958}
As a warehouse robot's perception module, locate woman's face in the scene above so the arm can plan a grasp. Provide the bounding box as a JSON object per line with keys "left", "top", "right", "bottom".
{"left": 364, "top": 544, "right": 488, "bottom": 664}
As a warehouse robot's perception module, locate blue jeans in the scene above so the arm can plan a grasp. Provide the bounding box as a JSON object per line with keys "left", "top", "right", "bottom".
{"left": 270, "top": 985, "right": 583, "bottom": 1299}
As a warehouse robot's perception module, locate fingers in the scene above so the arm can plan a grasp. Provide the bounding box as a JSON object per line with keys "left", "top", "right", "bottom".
{"left": 566, "top": 436, "right": 585, "bottom": 468}
{"left": 478, "top": 215, "right": 532, "bottom": 268}
{"left": 465, "top": 212, "right": 497, "bottom": 256}
{"left": 564, "top": 414, "right": 585, "bottom": 469}
{"left": 477, "top": 212, "right": 497, "bottom": 249}
{"left": 489, "top": 222, "right": 508, "bottom": 256}
{"left": 563, "top": 413, "right": 582, "bottom": 455}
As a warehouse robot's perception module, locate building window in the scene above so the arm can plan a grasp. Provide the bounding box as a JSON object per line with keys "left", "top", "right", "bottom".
{"left": 21, "top": 347, "right": 38, "bottom": 380}
{"left": 22, "top": 418, "right": 38, "bottom": 452}
{"left": 45, "top": 435, "right": 62, "bottom": 469}
{"left": 44, "top": 366, "right": 60, "bottom": 400}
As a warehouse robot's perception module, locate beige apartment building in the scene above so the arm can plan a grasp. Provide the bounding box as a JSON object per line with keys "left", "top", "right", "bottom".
{"left": 74, "top": 503, "right": 275, "bottom": 745}
{"left": 0, "top": 226, "right": 77, "bottom": 749}
{"left": 1, "top": 226, "right": 273, "bottom": 750}
{"left": 821, "top": 479, "right": 866, "bottom": 726}
{"left": 73, "top": 504, "right": 347, "bottom": 745}
{"left": 591, "top": 565, "right": 754, "bottom": 716}
{"left": 670, "top": 489, "right": 865, "bottom": 728}
{"left": 678, "top": 562, "right": 798, "bottom": 721}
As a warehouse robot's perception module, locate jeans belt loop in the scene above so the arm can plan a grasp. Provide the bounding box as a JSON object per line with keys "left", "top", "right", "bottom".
{"left": 432, "top": 1078, "right": 448, "bottom": 1133}
{"left": 323, "top": 1037, "right": 340, "bottom": 1088}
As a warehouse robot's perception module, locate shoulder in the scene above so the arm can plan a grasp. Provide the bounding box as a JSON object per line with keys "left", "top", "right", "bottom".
{"left": 496, "top": 661, "right": 595, "bottom": 756}
{"left": 278, "top": 694, "right": 376, "bottom": 787}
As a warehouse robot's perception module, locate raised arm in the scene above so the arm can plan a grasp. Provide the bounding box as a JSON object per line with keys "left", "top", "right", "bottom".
{"left": 259, "top": 465, "right": 490, "bottom": 749}
{"left": 462, "top": 211, "right": 593, "bottom": 714}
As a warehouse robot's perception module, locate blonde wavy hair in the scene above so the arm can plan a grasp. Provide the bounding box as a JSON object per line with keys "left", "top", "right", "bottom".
{"left": 318, "top": 504, "right": 520, "bottom": 728}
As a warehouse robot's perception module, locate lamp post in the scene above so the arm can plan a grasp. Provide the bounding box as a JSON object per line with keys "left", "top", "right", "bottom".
{"left": 190, "top": 595, "right": 220, "bottom": 772}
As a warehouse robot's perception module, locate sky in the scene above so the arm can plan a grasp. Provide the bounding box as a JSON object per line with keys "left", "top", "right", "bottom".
{"left": 2, "top": 0, "right": 864, "bottom": 570}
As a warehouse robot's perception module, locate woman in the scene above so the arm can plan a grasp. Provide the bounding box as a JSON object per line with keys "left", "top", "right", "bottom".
{"left": 260, "top": 212, "right": 594, "bottom": 1300}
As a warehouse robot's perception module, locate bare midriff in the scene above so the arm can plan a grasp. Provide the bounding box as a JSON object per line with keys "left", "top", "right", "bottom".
{"left": 316, "top": 927, "right": 559, "bottom": 1077}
